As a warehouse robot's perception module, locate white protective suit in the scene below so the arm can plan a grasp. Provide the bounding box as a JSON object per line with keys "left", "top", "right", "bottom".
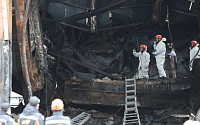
{"left": 183, "top": 120, "right": 200, "bottom": 125}
{"left": 133, "top": 48, "right": 150, "bottom": 79}
{"left": 190, "top": 44, "right": 200, "bottom": 71}
{"left": 153, "top": 38, "right": 167, "bottom": 77}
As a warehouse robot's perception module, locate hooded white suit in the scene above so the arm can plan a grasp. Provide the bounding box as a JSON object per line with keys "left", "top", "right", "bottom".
{"left": 190, "top": 44, "right": 200, "bottom": 71}
{"left": 153, "top": 38, "right": 167, "bottom": 77}
{"left": 133, "top": 48, "right": 150, "bottom": 79}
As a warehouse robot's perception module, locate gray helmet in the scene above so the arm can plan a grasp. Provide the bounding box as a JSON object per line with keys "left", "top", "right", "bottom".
{"left": 29, "top": 96, "right": 40, "bottom": 106}
{"left": 1, "top": 103, "right": 10, "bottom": 112}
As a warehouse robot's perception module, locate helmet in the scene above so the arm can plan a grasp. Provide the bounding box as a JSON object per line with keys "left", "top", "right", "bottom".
{"left": 51, "top": 99, "right": 64, "bottom": 111}
{"left": 140, "top": 45, "right": 147, "bottom": 50}
{"left": 191, "top": 40, "right": 198, "bottom": 46}
{"left": 155, "top": 35, "right": 162, "bottom": 39}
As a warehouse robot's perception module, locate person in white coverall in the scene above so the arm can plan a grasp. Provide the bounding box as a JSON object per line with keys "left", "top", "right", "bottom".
{"left": 190, "top": 40, "right": 200, "bottom": 71}
{"left": 133, "top": 45, "right": 150, "bottom": 79}
{"left": 152, "top": 35, "right": 167, "bottom": 78}
{"left": 183, "top": 120, "right": 200, "bottom": 125}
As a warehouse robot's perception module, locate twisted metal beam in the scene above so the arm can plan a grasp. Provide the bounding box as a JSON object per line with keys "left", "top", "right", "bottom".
{"left": 22, "top": 0, "right": 32, "bottom": 98}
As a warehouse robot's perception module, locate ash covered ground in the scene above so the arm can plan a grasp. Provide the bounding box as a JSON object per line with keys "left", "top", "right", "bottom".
{"left": 63, "top": 104, "right": 190, "bottom": 125}
{"left": 11, "top": 103, "right": 190, "bottom": 125}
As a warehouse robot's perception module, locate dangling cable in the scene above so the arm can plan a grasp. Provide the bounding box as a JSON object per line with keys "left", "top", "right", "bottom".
{"left": 166, "top": 5, "right": 173, "bottom": 43}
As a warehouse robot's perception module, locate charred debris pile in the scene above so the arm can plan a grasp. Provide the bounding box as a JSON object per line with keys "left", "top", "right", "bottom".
{"left": 44, "top": 21, "right": 193, "bottom": 82}
{"left": 39, "top": 0, "right": 200, "bottom": 82}
{"left": 11, "top": 0, "right": 200, "bottom": 123}
{"left": 12, "top": 0, "right": 199, "bottom": 90}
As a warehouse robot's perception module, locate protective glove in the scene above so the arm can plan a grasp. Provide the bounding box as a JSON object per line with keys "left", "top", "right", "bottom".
{"left": 168, "top": 50, "right": 176, "bottom": 57}
{"left": 133, "top": 49, "right": 136, "bottom": 54}
{"left": 162, "top": 37, "right": 167, "bottom": 42}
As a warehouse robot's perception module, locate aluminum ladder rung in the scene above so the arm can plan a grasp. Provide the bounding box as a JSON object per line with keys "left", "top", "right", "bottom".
{"left": 72, "top": 112, "right": 91, "bottom": 125}
{"left": 126, "top": 113, "right": 138, "bottom": 116}
{"left": 126, "top": 115, "right": 138, "bottom": 119}
{"left": 125, "top": 119, "right": 139, "bottom": 122}
{"left": 126, "top": 90, "right": 135, "bottom": 93}
{"left": 126, "top": 107, "right": 136, "bottom": 112}
{"left": 125, "top": 121, "right": 139, "bottom": 124}
{"left": 126, "top": 96, "right": 135, "bottom": 100}
{"left": 126, "top": 78, "right": 135, "bottom": 82}
{"left": 126, "top": 101, "right": 135, "bottom": 105}
{"left": 126, "top": 84, "right": 135, "bottom": 87}
{"left": 123, "top": 77, "right": 141, "bottom": 125}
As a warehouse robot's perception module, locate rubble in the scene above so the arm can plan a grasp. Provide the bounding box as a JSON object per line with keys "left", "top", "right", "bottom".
{"left": 2, "top": 0, "right": 200, "bottom": 124}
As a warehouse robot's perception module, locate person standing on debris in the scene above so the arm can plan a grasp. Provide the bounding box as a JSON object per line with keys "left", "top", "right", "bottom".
{"left": 164, "top": 43, "right": 177, "bottom": 78}
{"left": 152, "top": 35, "right": 167, "bottom": 78}
{"left": 18, "top": 96, "right": 44, "bottom": 125}
{"left": 189, "top": 40, "right": 200, "bottom": 71}
{"left": 0, "top": 103, "right": 16, "bottom": 125}
{"left": 133, "top": 45, "right": 150, "bottom": 79}
{"left": 183, "top": 120, "right": 200, "bottom": 125}
{"left": 45, "top": 98, "right": 73, "bottom": 125}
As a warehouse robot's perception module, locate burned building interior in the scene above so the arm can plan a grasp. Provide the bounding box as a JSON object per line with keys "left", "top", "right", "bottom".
{"left": 1, "top": 0, "right": 200, "bottom": 124}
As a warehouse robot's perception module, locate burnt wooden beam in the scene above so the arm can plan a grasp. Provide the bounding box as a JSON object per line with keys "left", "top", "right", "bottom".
{"left": 60, "top": 0, "right": 136, "bottom": 23}
{"left": 59, "top": 22, "right": 90, "bottom": 31}
{"left": 120, "top": 3, "right": 152, "bottom": 8}
{"left": 51, "top": 0, "right": 90, "bottom": 10}
{"left": 48, "top": 50, "right": 121, "bottom": 80}
{"left": 97, "top": 22, "right": 145, "bottom": 31}
{"left": 43, "top": 17, "right": 145, "bottom": 32}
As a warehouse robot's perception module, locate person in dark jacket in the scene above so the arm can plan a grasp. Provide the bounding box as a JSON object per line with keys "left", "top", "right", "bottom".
{"left": 18, "top": 96, "right": 44, "bottom": 125}
{"left": 45, "top": 99, "right": 72, "bottom": 125}
{"left": 164, "top": 43, "right": 177, "bottom": 78}
{"left": 0, "top": 103, "right": 16, "bottom": 125}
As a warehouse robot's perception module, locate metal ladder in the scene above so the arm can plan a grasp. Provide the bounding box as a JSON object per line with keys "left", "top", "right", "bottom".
{"left": 72, "top": 112, "right": 91, "bottom": 125}
{"left": 123, "top": 77, "right": 141, "bottom": 125}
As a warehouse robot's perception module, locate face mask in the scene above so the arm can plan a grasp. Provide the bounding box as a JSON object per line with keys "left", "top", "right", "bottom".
{"left": 168, "top": 48, "right": 172, "bottom": 51}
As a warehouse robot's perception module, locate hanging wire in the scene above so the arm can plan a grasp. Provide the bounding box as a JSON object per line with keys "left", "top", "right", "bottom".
{"left": 167, "top": 5, "right": 173, "bottom": 43}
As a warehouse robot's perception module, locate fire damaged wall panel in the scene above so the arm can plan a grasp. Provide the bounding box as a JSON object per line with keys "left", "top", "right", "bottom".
{"left": 64, "top": 78, "right": 190, "bottom": 107}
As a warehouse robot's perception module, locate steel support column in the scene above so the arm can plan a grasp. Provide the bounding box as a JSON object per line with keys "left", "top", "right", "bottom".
{"left": 0, "top": 0, "right": 12, "bottom": 104}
